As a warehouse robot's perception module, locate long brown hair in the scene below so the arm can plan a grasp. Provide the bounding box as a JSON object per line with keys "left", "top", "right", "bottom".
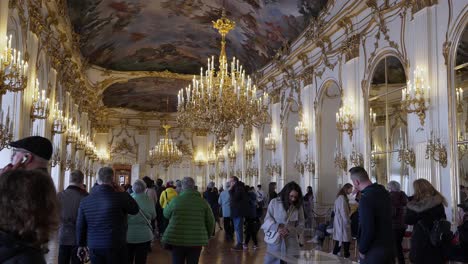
{"left": 337, "top": 183, "right": 353, "bottom": 198}
{"left": 0, "top": 169, "right": 59, "bottom": 247}
{"left": 413, "top": 178, "right": 448, "bottom": 206}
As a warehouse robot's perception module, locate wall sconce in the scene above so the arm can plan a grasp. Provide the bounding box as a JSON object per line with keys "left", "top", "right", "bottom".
{"left": 0, "top": 35, "right": 28, "bottom": 94}
{"left": 209, "top": 172, "right": 216, "bottom": 180}
{"left": 64, "top": 153, "right": 75, "bottom": 171}
{"left": 0, "top": 107, "right": 14, "bottom": 150}
{"left": 50, "top": 145, "right": 61, "bottom": 167}
{"left": 52, "top": 103, "right": 67, "bottom": 134}
{"left": 265, "top": 132, "right": 276, "bottom": 152}
{"left": 458, "top": 132, "right": 468, "bottom": 160}
{"left": 425, "top": 130, "right": 447, "bottom": 168}
{"left": 401, "top": 66, "right": 430, "bottom": 127}
{"left": 456, "top": 87, "right": 464, "bottom": 113}
{"left": 336, "top": 104, "right": 355, "bottom": 140}
{"left": 245, "top": 140, "right": 256, "bottom": 161}
{"left": 294, "top": 157, "right": 304, "bottom": 175}
{"left": 349, "top": 145, "right": 364, "bottom": 167}
{"left": 397, "top": 135, "right": 415, "bottom": 169}
{"left": 75, "top": 134, "right": 86, "bottom": 151}
{"left": 194, "top": 151, "right": 206, "bottom": 168}
{"left": 266, "top": 161, "right": 281, "bottom": 177}
{"left": 30, "top": 79, "right": 50, "bottom": 121}
{"left": 66, "top": 124, "right": 79, "bottom": 145}
{"left": 217, "top": 151, "right": 225, "bottom": 164}
{"left": 334, "top": 150, "right": 347, "bottom": 172}
{"left": 207, "top": 150, "right": 217, "bottom": 166}
{"left": 219, "top": 170, "right": 227, "bottom": 179}
{"left": 294, "top": 120, "right": 308, "bottom": 146}
{"left": 246, "top": 166, "right": 258, "bottom": 178}
{"left": 228, "top": 145, "right": 236, "bottom": 163}
{"left": 98, "top": 149, "right": 110, "bottom": 165}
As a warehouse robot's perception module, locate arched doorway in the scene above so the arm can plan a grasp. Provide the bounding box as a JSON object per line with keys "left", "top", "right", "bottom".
{"left": 368, "top": 55, "right": 408, "bottom": 187}
{"left": 318, "top": 81, "right": 341, "bottom": 205}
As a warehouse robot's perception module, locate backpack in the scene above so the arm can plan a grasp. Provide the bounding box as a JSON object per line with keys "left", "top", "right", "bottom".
{"left": 419, "top": 219, "right": 452, "bottom": 247}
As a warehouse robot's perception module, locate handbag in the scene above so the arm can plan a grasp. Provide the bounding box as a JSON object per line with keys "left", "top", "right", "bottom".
{"left": 264, "top": 207, "right": 294, "bottom": 245}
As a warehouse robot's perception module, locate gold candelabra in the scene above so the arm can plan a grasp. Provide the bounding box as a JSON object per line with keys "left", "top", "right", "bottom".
{"left": 246, "top": 166, "right": 258, "bottom": 178}
{"left": 336, "top": 104, "right": 355, "bottom": 140}
{"left": 97, "top": 149, "right": 110, "bottom": 165}
{"left": 208, "top": 150, "right": 217, "bottom": 166}
{"left": 177, "top": 11, "right": 269, "bottom": 152}
{"left": 397, "top": 135, "right": 415, "bottom": 168}
{"left": 425, "top": 130, "right": 447, "bottom": 168}
{"left": 217, "top": 151, "right": 225, "bottom": 164}
{"left": 245, "top": 140, "right": 256, "bottom": 161}
{"left": 369, "top": 107, "right": 377, "bottom": 129}
{"left": 75, "top": 134, "right": 86, "bottom": 150}
{"left": 349, "top": 145, "right": 364, "bottom": 167}
{"left": 0, "top": 107, "right": 14, "bottom": 150}
{"left": 334, "top": 150, "right": 348, "bottom": 172}
{"left": 294, "top": 120, "right": 308, "bottom": 145}
{"left": 228, "top": 145, "right": 236, "bottom": 163}
{"left": 456, "top": 87, "right": 464, "bottom": 113}
{"left": 294, "top": 157, "right": 305, "bottom": 175}
{"left": 148, "top": 125, "right": 183, "bottom": 171}
{"left": 50, "top": 145, "right": 61, "bottom": 167}
{"left": 0, "top": 35, "right": 28, "bottom": 94}
{"left": 30, "top": 79, "right": 50, "bottom": 121}
{"left": 64, "top": 153, "right": 75, "bottom": 171}
{"left": 401, "top": 67, "right": 430, "bottom": 127}
{"left": 265, "top": 132, "right": 277, "bottom": 152}
{"left": 52, "top": 103, "right": 67, "bottom": 134}
{"left": 219, "top": 170, "right": 227, "bottom": 179}
{"left": 66, "top": 122, "right": 79, "bottom": 145}
{"left": 266, "top": 161, "right": 281, "bottom": 177}
{"left": 194, "top": 151, "right": 206, "bottom": 169}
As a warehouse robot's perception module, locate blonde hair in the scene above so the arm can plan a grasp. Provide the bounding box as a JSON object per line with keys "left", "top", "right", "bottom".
{"left": 413, "top": 178, "right": 447, "bottom": 206}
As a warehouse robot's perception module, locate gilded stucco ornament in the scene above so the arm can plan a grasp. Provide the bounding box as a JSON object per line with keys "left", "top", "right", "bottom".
{"left": 300, "top": 66, "right": 314, "bottom": 87}
{"left": 342, "top": 34, "right": 361, "bottom": 62}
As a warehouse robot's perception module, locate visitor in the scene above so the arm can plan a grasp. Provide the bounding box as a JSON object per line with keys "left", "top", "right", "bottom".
{"left": 127, "top": 179, "right": 156, "bottom": 264}
{"left": 332, "top": 183, "right": 353, "bottom": 258}
{"left": 388, "top": 180, "right": 408, "bottom": 264}
{"left": 162, "top": 177, "right": 215, "bottom": 264}
{"left": 303, "top": 186, "right": 314, "bottom": 229}
{"left": 175, "top": 180, "right": 182, "bottom": 194}
{"left": 446, "top": 199, "right": 468, "bottom": 262}
{"left": 1, "top": 136, "right": 53, "bottom": 174}
{"left": 405, "top": 178, "right": 447, "bottom": 264}
{"left": 268, "top": 182, "right": 278, "bottom": 204}
{"left": 159, "top": 180, "right": 178, "bottom": 236}
{"left": 349, "top": 166, "right": 394, "bottom": 264}
{"left": 142, "top": 176, "right": 158, "bottom": 235}
{"left": 76, "top": 167, "right": 139, "bottom": 264}
{"left": 57, "top": 170, "right": 89, "bottom": 264}
{"left": 218, "top": 181, "right": 234, "bottom": 241}
{"left": 256, "top": 184, "right": 266, "bottom": 218}
{"left": 262, "top": 181, "right": 305, "bottom": 264}
{"left": 155, "top": 179, "right": 165, "bottom": 237}
{"left": 204, "top": 182, "right": 222, "bottom": 232}
{"left": 244, "top": 186, "right": 260, "bottom": 250}
{"left": 0, "top": 169, "right": 59, "bottom": 263}
{"left": 229, "top": 176, "right": 249, "bottom": 251}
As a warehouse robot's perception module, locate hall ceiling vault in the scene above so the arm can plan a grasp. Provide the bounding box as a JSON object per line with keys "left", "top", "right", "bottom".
{"left": 66, "top": 0, "right": 328, "bottom": 114}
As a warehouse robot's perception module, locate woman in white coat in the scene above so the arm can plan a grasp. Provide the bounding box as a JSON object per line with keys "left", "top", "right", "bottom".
{"left": 332, "top": 183, "right": 353, "bottom": 258}
{"left": 262, "top": 181, "right": 305, "bottom": 264}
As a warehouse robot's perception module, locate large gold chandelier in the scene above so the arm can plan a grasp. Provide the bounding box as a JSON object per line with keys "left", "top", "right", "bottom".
{"left": 147, "top": 125, "right": 183, "bottom": 171}
{"left": 177, "top": 11, "right": 269, "bottom": 151}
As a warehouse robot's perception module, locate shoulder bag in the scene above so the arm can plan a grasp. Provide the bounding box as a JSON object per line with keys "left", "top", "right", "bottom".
{"left": 264, "top": 207, "right": 294, "bottom": 245}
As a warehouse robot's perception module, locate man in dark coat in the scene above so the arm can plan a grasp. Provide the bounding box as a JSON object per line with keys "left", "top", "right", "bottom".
{"left": 350, "top": 167, "right": 394, "bottom": 264}
{"left": 229, "top": 176, "right": 249, "bottom": 251}
{"left": 57, "top": 170, "right": 88, "bottom": 264}
{"left": 76, "top": 167, "right": 139, "bottom": 263}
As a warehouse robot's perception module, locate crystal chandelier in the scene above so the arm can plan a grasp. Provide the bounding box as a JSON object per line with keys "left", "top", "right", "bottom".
{"left": 265, "top": 132, "right": 277, "bottom": 152}
{"left": 177, "top": 11, "right": 269, "bottom": 151}
{"left": 148, "top": 125, "right": 183, "bottom": 171}
{"left": 0, "top": 35, "right": 28, "bottom": 94}
{"left": 245, "top": 140, "right": 255, "bottom": 161}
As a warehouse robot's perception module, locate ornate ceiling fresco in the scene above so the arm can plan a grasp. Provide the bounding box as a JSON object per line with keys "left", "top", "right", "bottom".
{"left": 102, "top": 77, "right": 190, "bottom": 112}
{"left": 67, "top": 0, "right": 325, "bottom": 74}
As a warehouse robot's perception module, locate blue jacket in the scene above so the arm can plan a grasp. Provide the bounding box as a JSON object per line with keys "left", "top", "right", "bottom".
{"left": 77, "top": 185, "right": 139, "bottom": 248}
{"left": 218, "top": 190, "right": 231, "bottom": 217}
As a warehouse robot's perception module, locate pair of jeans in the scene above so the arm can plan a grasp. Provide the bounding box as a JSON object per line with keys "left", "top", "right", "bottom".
{"left": 232, "top": 217, "right": 244, "bottom": 246}
{"left": 333, "top": 241, "right": 350, "bottom": 258}
{"left": 223, "top": 217, "right": 234, "bottom": 241}
{"left": 171, "top": 245, "right": 202, "bottom": 264}
{"left": 244, "top": 217, "right": 259, "bottom": 246}
{"left": 89, "top": 247, "right": 127, "bottom": 264}
{"left": 127, "top": 241, "right": 151, "bottom": 264}
{"left": 393, "top": 228, "right": 406, "bottom": 264}
{"left": 58, "top": 245, "right": 81, "bottom": 264}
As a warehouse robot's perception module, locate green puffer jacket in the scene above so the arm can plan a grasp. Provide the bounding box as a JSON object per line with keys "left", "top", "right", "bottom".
{"left": 127, "top": 193, "right": 156, "bottom": 244}
{"left": 162, "top": 189, "right": 215, "bottom": 246}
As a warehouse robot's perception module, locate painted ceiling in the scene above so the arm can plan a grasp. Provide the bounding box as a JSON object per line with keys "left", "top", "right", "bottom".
{"left": 67, "top": 0, "right": 326, "bottom": 74}
{"left": 102, "top": 77, "right": 190, "bottom": 112}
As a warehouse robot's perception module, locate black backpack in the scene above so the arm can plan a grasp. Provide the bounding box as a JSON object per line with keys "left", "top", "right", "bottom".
{"left": 419, "top": 219, "right": 452, "bottom": 247}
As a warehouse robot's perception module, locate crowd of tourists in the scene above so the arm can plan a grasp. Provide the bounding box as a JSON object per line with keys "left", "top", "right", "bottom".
{"left": 0, "top": 136, "right": 468, "bottom": 264}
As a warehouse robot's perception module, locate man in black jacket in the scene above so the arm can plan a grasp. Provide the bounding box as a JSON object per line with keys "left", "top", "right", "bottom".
{"left": 229, "top": 176, "right": 249, "bottom": 251}
{"left": 76, "top": 167, "right": 139, "bottom": 263}
{"left": 350, "top": 167, "right": 394, "bottom": 264}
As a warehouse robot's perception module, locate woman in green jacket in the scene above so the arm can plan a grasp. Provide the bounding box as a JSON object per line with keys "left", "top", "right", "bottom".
{"left": 162, "top": 177, "right": 215, "bottom": 264}
{"left": 127, "top": 179, "right": 156, "bottom": 264}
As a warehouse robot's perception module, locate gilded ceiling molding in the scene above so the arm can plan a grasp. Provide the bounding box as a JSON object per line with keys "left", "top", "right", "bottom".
{"left": 300, "top": 66, "right": 314, "bottom": 86}
{"left": 297, "top": 52, "right": 309, "bottom": 68}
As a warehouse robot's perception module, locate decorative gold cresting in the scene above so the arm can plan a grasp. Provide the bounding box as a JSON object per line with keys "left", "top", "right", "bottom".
{"left": 212, "top": 9, "right": 236, "bottom": 64}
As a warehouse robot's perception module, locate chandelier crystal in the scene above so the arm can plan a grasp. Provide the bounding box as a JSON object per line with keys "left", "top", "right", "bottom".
{"left": 147, "top": 125, "right": 183, "bottom": 171}
{"left": 177, "top": 10, "right": 269, "bottom": 151}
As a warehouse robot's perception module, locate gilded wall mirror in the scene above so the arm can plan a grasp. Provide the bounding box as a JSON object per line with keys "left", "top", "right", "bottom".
{"left": 369, "top": 56, "right": 408, "bottom": 186}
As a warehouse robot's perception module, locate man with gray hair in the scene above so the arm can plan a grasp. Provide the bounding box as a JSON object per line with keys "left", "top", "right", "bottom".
{"left": 77, "top": 167, "right": 139, "bottom": 263}
{"left": 219, "top": 181, "right": 234, "bottom": 241}
{"left": 162, "top": 177, "right": 214, "bottom": 264}
{"left": 57, "top": 170, "right": 88, "bottom": 264}
{"left": 388, "top": 180, "right": 408, "bottom": 264}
